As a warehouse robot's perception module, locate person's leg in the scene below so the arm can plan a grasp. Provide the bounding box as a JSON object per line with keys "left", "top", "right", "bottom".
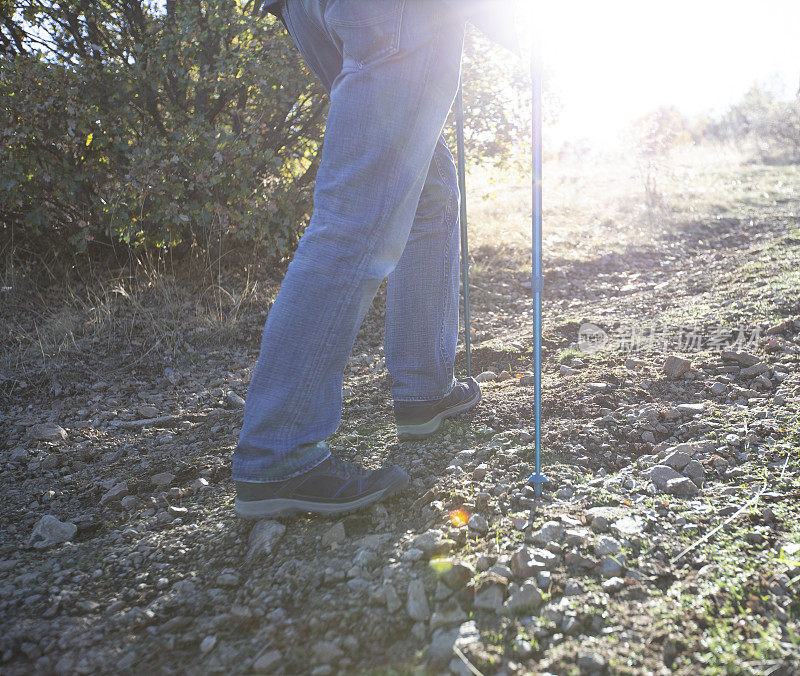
{"left": 233, "top": 0, "right": 465, "bottom": 484}
{"left": 385, "top": 135, "right": 460, "bottom": 403}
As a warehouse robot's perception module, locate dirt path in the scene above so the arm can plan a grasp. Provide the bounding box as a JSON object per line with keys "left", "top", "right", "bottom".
{"left": 2, "top": 147, "right": 799, "bottom": 675}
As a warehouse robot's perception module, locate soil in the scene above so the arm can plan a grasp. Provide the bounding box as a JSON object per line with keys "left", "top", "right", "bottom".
{"left": 1, "top": 147, "right": 799, "bottom": 675}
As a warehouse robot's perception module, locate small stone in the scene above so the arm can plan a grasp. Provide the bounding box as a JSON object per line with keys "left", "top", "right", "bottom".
{"left": 662, "top": 449, "right": 691, "bottom": 471}
{"left": 710, "top": 382, "right": 727, "bottom": 395}
{"left": 120, "top": 495, "right": 138, "bottom": 510}
{"left": 664, "top": 355, "right": 691, "bottom": 378}
{"left": 612, "top": 516, "right": 644, "bottom": 536}
{"left": 598, "top": 555, "right": 625, "bottom": 578}
{"left": 510, "top": 546, "right": 535, "bottom": 579}
{"left": 489, "top": 563, "right": 514, "bottom": 580}
{"left": 781, "top": 542, "right": 800, "bottom": 557}
{"left": 498, "top": 371, "right": 513, "bottom": 381}
{"left": 602, "top": 577, "right": 625, "bottom": 593}
{"left": 563, "top": 581, "right": 584, "bottom": 596}
{"left": 434, "top": 581, "right": 452, "bottom": 601}
{"left": 643, "top": 465, "right": 682, "bottom": 490}
{"left": 476, "top": 554, "right": 495, "bottom": 572}
{"left": 766, "top": 319, "right": 793, "bottom": 335}
{"left": 430, "top": 599, "right": 467, "bottom": 631}
{"left": 502, "top": 581, "right": 543, "bottom": 614}
{"left": 475, "top": 371, "right": 497, "bottom": 383}
{"left": 383, "top": 584, "right": 402, "bottom": 613}
{"left": 322, "top": 521, "right": 346, "bottom": 547}
{"left": 472, "top": 463, "right": 488, "bottom": 481}
{"left": 624, "top": 357, "right": 647, "bottom": 370}
{"left": 252, "top": 650, "right": 282, "bottom": 672}
{"left": 556, "top": 486, "right": 574, "bottom": 500}
{"left": 594, "top": 535, "right": 621, "bottom": 556}
{"left": 246, "top": 519, "right": 286, "bottom": 559}
{"left": 29, "top": 423, "right": 68, "bottom": 442}
{"left": 579, "top": 653, "right": 607, "bottom": 672}
{"left": 41, "top": 454, "right": 60, "bottom": 470}
{"left": 513, "top": 638, "right": 534, "bottom": 657}
{"left": 0, "top": 559, "right": 18, "bottom": 572}
{"left": 740, "top": 362, "right": 769, "bottom": 378}
{"left": 190, "top": 478, "right": 211, "bottom": 492}
{"left": 150, "top": 472, "right": 175, "bottom": 487}
{"left": 406, "top": 578, "right": 430, "bottom": 621}
{"left": 682, "top": 459, "right": 705, "bottom": 485}
{"left": 100, "top": 481, "right": 129, "bottom": 506}
{"left": 441, "top": 561, "right": 476, "bottom": 591}
{"left": 532, "top": 520, "right": 565, "bottom": 544}
{"left": 467, "top": 514, "right": 488, "bottom": 533}
{"left": 559, "top": 365, "right": 579, "bottom": 376}
{"left": 138, "top": 405, "right": 159, "bottom": 419}
{"left": 531, "top": 548, "right": 559, "bottom": 570}
{"left": 28, "top": 515, "right": 77, "bottom": 549}
{"left": 666, "top": 477, "right": 699, "bottom": 498}
{"left": 167, "top": 504, "right": 187, "bottom": 517}
{"left": 225, "top": 391, "right": 246, "bottom": 408}
{"left": 721, "top": 350, "right": 759, "bottom": 366}
{"left": 216, "top": 571, "right": 240, "bottom": 587}
{"left": 313, "top": 641, "right": 343, "bottom": 663}
{"left": 474, "top": 583, "right": 505, "bottom": 611}
{"left": 676, "top": 403, "right": 705, "bottom": 415}
{"left": 411, "top": 530, "right": 452, "bottom": 556}
{"left": 511, "top": 515, "right": 529, "bottom": 530}
{"left": 536, "top": 570, "right": 552, "bottom": 590}
{"left": 199, "top": 636, "right": 216, "bottom": 654}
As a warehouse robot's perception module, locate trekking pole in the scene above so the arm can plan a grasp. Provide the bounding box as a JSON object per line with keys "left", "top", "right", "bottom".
{"left": 527, "top": 43, "right": 548, "bottom": 498}
{"left": 454, "top": 79, "right": 472, "bottom": 378}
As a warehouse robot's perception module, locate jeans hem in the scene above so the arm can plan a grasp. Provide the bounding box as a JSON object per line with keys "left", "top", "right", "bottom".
{"left": 393, "top": 376, "right": 457, "bottom": 404}
{"left": 232, "top": 444, "right": 331, "bottom": 483}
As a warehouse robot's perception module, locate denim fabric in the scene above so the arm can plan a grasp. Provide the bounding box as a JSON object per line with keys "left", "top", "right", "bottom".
{"left": 233, "top": 0, "right": 465, "bottom": 482}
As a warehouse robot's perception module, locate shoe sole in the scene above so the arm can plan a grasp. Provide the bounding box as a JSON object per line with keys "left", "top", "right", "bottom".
{"left": 234, "top": 478, "right": 408, "bottom": 520}
{"left": 396, "top": 385, "right": 481, "bottom": 440}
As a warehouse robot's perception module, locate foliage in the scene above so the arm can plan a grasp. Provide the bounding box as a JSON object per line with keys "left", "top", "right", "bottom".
{"left": 1, "top": 2, "right": 544, "bottom": 264}
{"left": 1, "top": 0, "right": 327, "bottom": 262}
{"left": 454, "top": 25, "right": 560, "bottom": 169}
{"left": 704, "top": 83, "right": 800, "bottom": 163}
{"left": 626, "top": 106, "right": 690, "bottom": 218}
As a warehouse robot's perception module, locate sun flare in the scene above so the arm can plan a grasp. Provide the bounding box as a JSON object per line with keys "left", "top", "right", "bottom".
{"left": 510, "top": 0, "right": 800, "bottom": 148}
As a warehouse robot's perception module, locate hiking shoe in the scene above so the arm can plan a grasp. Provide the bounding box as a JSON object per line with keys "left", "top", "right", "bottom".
{"left": 234, "top": 456, "right": 409, "bottom": 519}
{"left": 394, "top": 377, "right": 481, "bottom": 440}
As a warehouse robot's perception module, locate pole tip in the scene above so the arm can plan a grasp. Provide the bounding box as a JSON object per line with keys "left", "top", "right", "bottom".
{"left": 526, "top": 473, "right": 549, "bottom": 498}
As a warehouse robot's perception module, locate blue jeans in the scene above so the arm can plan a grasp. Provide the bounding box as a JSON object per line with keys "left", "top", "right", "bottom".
{"left": 233, "top": 0, "right": 466, "bottom": 482}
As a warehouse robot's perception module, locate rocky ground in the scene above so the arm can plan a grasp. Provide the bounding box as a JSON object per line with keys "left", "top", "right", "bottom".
{"left": 2, "top": 147, "right": 800, "bottom": 675}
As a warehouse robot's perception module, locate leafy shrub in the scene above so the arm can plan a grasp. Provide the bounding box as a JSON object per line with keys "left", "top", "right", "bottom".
{"left": 1, "top": 1, "right": 540, "bottom": 264}
{"left": 1, "top": 0, "right": 327, "bottom": 262}
{"left": 703, "top": 83, "right": 800, "bottom": 163}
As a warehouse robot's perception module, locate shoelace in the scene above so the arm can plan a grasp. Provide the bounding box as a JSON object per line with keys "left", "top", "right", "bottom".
{"left": 327, "top": 455, "right": 368, "bottom": 480}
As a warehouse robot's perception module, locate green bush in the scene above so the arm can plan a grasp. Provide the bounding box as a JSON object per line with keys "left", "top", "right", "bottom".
{"left": 703, "top": 83, "right": 800, "bottom": 162}
{"left": 1, "top": 1, "right": 537, "bottom": 264}
{"left": 1, "top": 0, "right": 327, "bottom": 261}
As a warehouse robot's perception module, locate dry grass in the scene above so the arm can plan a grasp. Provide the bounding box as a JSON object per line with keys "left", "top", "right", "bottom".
{"left": 467, "top": 141, "right": 750, "bottom": 262}
{"left": 0, "top": 245, "right": 268, "bottom": 396}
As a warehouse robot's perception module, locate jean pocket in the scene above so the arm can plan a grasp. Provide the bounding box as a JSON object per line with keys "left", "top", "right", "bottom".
{"left": 326, "top": 0, "right": 404, "bottom": 69}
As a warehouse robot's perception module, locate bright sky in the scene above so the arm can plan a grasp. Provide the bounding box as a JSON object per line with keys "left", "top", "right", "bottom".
{"left": 518, "top": 1, "right": 800, "bottom": 146}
